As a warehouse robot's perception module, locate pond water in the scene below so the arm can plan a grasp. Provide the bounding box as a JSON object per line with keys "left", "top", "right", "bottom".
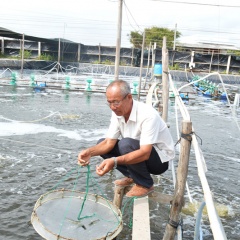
{"left": 0, "top": 84, "right": 239, "bottom": 240}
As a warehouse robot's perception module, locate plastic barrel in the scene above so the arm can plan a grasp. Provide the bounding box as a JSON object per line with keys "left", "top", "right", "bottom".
{"left": 154, "top": 64, "right": 162, "bottom": 76}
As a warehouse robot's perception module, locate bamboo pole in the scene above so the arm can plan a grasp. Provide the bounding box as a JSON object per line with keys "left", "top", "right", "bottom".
{"left": 162, "top": 36, "right": 169, "bottom": 123}
{"left": 163, "top": 120, "right": 192, "bottom": 240}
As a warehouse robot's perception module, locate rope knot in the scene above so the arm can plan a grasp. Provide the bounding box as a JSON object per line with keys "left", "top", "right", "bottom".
{"left": 181, "top": 132, "right": 193, "bottom": 142}
{"left": 175, "top": 131, "right": 202, "bottom": 146}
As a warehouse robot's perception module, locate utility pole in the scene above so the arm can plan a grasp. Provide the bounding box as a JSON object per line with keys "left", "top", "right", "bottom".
{"left": 114, "top": 0, "right": 123, "bottom": 81}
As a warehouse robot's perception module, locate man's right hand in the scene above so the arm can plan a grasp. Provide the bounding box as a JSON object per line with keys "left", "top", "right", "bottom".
{"left": 78, "top": 149, "right": 91, "bottom": 166}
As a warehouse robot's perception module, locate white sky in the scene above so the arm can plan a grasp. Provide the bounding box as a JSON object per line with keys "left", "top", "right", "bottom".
{"left": 1, "top": 0, "right": 240, "bottom": 48}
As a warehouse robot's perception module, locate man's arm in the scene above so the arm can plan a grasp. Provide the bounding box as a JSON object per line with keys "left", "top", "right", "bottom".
{"left": 78, "top": 138, "right": 117, "bottom": 166}
{"left": 116, "top": 144, "right": 152, "bottom": 165}
{"left": 96, "top": 144, "right": 152, "bottom": 176}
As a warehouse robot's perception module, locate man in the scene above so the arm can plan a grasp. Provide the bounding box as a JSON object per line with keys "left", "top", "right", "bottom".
{"left": 78, "top": 80, "right": 175, "bottom": 197}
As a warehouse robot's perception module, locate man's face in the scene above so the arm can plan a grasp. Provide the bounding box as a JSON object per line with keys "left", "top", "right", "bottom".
{"left": 106, "top": 87, "right": 132, "bottom": 117}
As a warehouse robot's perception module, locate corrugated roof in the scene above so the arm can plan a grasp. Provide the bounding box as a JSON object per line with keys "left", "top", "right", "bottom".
{"left": 0, "top": 27, "right": 76, "bottom": 44}
{"left": 176, "top": 41, "right": 239, "bottom": 50}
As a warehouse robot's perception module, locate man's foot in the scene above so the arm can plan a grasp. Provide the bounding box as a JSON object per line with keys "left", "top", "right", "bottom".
{"left": 126, "top": 184, "right": 154, "bottom": 197}
{"left": 114, "top": 177, "right": 134, "bottom": 187}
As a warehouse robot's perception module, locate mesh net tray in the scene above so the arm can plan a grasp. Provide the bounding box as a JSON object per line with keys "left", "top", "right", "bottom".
{"left": 31, "top": 189, "right": 123, "bottom": 240}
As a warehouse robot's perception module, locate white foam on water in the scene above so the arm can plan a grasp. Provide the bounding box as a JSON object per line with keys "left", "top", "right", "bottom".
{"left": 54, "top": 167, "right": 67, "bottom": 174}
{"left": 0, "top": 121, "right": 107, "bottom": 141}
{"left": 207, "top": 152, "right": 240, "bottom": 163}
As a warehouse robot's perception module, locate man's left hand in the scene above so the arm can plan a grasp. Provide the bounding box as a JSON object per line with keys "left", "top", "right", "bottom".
{"left": 96, "top": 158, "right": 114, "bottom": 176}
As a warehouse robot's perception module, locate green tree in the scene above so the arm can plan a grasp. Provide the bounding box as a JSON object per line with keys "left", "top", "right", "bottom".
{"left": 129, "top": 26, "right": 181, "bottom": 49}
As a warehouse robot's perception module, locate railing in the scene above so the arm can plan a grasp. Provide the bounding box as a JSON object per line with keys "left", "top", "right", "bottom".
{"left": 169, "top": 72, "right": 228, "bottom": 240}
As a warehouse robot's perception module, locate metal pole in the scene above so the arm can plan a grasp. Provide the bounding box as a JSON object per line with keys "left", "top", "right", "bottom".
{"left": 114, "top": 0, "right": 123, "bottom": 81}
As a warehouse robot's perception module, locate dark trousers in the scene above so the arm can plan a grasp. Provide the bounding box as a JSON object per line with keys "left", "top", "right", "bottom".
{"left": 97, "top": 137, "right": 168, "bottom": 188}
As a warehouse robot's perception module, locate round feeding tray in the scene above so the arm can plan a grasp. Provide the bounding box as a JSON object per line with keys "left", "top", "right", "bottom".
{"left": 31, "top": 189, "right": 123, "bottom": 240}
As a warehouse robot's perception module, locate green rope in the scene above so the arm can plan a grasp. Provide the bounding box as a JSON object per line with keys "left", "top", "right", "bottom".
{"left": 77, "top": 165, "right": 95, "bottom": 220}
{"left": 77, "top": 166, "right": 120, "bottom": 224}
{"left": 47, "top": 163, "right": 122, "bottom": 237}
{"left": 89, "top": 171, "right": 121, "bottom": 224}
{"left": 50, "top": 166, "right": 79, "bottom": 190}
{"left": 58, "top": 165, "right": 82, "bottom": 236}
{"left": 121, "top": 196, "right": 137, "bottom": 229}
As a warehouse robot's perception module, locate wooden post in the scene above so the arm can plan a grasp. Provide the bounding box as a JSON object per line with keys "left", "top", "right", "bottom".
{"left": 226, "top": 55, "right": 231, "bottom": 74}
{"left": 1, "top": 38, "right": 4, "bottom": 55}
{"left": 20, "top": 33, "right": 25, "bottom": 79}
{"left": 113, "top": 186, "right": 125, "bottom": 209}
{"left": 162, "top": 36, "right": 169, "bottom": 123}
{"left": 131, "top": 47, "right": 134, "bottom": 67}
{"left": 58, "top": 38, "right": 61, "bottom": 63}
{"left": 57, "top": 38, "right": 61, "bottom": 72}
{"left": 189, "top": 51, "right": 195, "bottom": 70}
{"left": 98, "top": 43, "right": 101, "bottom": 63}
{"left": 173, "top": 23, "right": 177, "bottom": 51}
{"left": 147, "top": 42, "right": 151, "bottom": 67}
{"left": 142, "top": 42, "right": 151, "bottom": 90}
{"left": 209, "top": 50, "right": 214, "bottom": 73}
{"left": 151, "top": 42, "right": 156, "bottom": 79}
{"left": 77, "top": 43, "right": 81, "bottom": 62}
{"left": 38, "top": 42, "right": 41, "bottom": 58}
{"left": 163, "top": 120, "right": 192, "bottom": 240}
{"left": 137, "top": 30, "right": 145, "bottom": 101}
{"left": 113, "top": 185, "right": 128, "bottom": 240}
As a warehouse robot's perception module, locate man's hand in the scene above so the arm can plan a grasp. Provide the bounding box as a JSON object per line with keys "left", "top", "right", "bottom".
{"left": 78, "top": 149, "right": 91, "bottom": 166}
{"left": 96, "top": 158, "right": 114, "bottom": 176}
